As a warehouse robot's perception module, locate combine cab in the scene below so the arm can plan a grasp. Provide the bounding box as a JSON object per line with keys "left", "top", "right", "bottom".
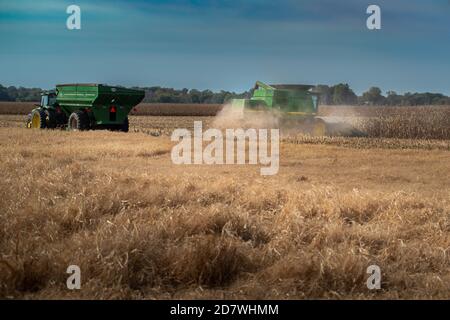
{"left": 27, "top": 84, "right": 145, "bottom": 132}
{"left": 230, "top": 81, "right": 327, "bottom": 136}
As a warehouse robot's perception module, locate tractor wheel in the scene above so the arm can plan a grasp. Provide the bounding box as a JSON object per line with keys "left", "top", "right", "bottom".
{"left": 120, "top": 117, "right": 129, "bottom": 132}
{"left": 55, "top": 112, "right": 67, "bottom": 127}
{"left": 45, "top": 110, "right": 57, "bottom": 129}
{"left": 30, "top": 109, "right": 47, "bottom": 129}
{"left": 26, "top": 113, "right": 32, "bottom": 128}
{"left": 68, "top": 111, "right": 90, "bottom": 131}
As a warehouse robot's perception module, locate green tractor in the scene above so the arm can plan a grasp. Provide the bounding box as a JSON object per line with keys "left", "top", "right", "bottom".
{"left": 230, "top": 81, "right": 327, "bottom": 135}
{"left": 27, "top": 84, "right": 145, "bottom": 132}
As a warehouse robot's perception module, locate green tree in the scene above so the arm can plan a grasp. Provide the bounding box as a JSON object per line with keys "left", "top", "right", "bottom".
{"left": 361, "top": 87, "right": 385, "bottom": 105}
{"left": 385, "top": 91, "right": 402, "bottom": 106}
{"left": 332, "top": 83, "right": 357, "bottom": 105}
{"left": 189, "top": 89, "right": 201, "bottom": 103}
{"left": 0, "top": 85, "right": 11, "bottom": 101}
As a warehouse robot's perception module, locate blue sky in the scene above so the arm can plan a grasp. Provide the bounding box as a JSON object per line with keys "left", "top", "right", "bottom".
{"left": 0, "top": 0, "right": 449, "bottom": 94}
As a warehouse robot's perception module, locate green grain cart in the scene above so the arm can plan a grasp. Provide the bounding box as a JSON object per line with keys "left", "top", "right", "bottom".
{"left": 27, "top": 84, "right": 145, "bottom": 132}
{"left": 231, "top": 81, "right": 327, "bottom": 135}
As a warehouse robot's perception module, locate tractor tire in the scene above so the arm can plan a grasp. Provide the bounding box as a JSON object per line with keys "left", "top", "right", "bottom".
{"left": 30, "top": 109, "right": 47, "bottom": 129}
{"left": 45, "top": 110, "right": 57, "bottom": 129}
{"left": 26, "top": 113, "right": 32, "bottom": 128}
{"left": 120, "top": 117, "right": 129, "bottom": 132}
{"left": 68, "top": 111, "right": 90, "bottom": 131}
{"left": 56, "top": 112, "right": 67, "bottom": 127}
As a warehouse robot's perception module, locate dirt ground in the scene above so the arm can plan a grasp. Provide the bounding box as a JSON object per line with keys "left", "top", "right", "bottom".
{"left": 0, "top": 115, "right": 449, "bottom": 299}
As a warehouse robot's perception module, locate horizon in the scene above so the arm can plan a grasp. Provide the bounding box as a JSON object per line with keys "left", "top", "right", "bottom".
{"left": 1, "top": 0, "right": 449, "bottom": 95}
{"left": 1, "top": 81, "right": 450, "bottom": 97}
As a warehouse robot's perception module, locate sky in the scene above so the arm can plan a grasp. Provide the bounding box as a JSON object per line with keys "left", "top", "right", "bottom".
{"left": 0, "top": 0, "right": 449, "bottom": 94}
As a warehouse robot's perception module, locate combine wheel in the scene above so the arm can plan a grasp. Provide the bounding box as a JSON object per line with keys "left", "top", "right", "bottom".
{"left": 312, "top": 118, "right": 327, "bottom": 136}
{"left": 68, "top": 111, "right": 90, "bottom": 131}
{"left": 30, "top": 109, "right": 47, "bottom": 129}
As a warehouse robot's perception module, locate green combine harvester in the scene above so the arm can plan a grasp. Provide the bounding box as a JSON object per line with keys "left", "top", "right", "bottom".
{"left": 231, "top": 81, "right": 327, "bottom": 135}
{"left": 27, "top": 84, "right": 145, "bottom": 132}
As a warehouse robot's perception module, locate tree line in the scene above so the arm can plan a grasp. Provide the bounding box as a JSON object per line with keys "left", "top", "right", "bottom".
{"left": 315, "top": 84, "right": 450, "bottom": 106}
{"left": 1, "top": 83, "right": 450, "bottom": 106}
{"left": 0, "top": 85, "right": 42, "bottom": 102}
{"left": 139, "top": 86, "right": 248, "bottom": 104}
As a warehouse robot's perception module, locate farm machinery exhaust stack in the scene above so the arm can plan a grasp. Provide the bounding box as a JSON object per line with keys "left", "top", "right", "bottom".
{"left": 230, "top": 81, "right": 328, "bottom": 136}
{"left": 27, "top": 84, "right": 145, "bottom": 132}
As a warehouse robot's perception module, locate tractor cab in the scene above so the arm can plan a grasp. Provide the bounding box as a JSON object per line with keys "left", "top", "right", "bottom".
{"left": 40, "top": 91, "right": 57, "bottom": 108}
{"left": 27, "top": 90, "right": 63, "bottom": 129}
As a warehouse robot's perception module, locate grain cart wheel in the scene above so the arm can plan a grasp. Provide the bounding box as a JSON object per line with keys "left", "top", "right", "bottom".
{"left": 45, "top": 110, "right": 57, "bottom": 129}
{"left": 120, "top": 117, "right": 129, "bottom": 132}
{"left": 30, "top": 109, "right": 47, "bottom": 129}
{"left": 68, "top": 111, "right": 89, "bottom": 131}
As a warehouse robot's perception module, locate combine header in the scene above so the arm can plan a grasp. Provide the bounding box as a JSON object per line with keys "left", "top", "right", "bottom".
{"left": 231, "top": 81, "right": 327, "bottom": 136}
{"left": 27, "top": 84, "right": 145, "bottom": 132}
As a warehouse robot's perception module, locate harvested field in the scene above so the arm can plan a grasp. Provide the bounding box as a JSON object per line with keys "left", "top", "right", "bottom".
{"left": 0, "top": 115, "right": 449, "bottom": 299}
{"left": 0, "top": 102, "right": 36, "bottom": 115}
{"left": 3, "top": 102, "right": 449, "bottom": 118}
{"left": 132, "top": 103, "right": 222, "bottom": 116}
{"left": 2, "top": 102, "right": 449, "bottom": 139}
{"left": 0, "top": 102, "right": 222, "bottom": 117}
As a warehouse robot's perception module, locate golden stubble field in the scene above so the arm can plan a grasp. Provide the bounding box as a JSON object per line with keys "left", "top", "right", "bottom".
{"left": 0, "top": 112, "right": 449, "bottom": 299}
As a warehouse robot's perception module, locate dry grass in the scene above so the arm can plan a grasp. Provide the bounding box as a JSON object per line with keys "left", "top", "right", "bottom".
{"left": 0, "top": 122, "right": 449, "bottom": 299}
{"left": 283, "top": 135, "right": 450, "bottom": 151}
